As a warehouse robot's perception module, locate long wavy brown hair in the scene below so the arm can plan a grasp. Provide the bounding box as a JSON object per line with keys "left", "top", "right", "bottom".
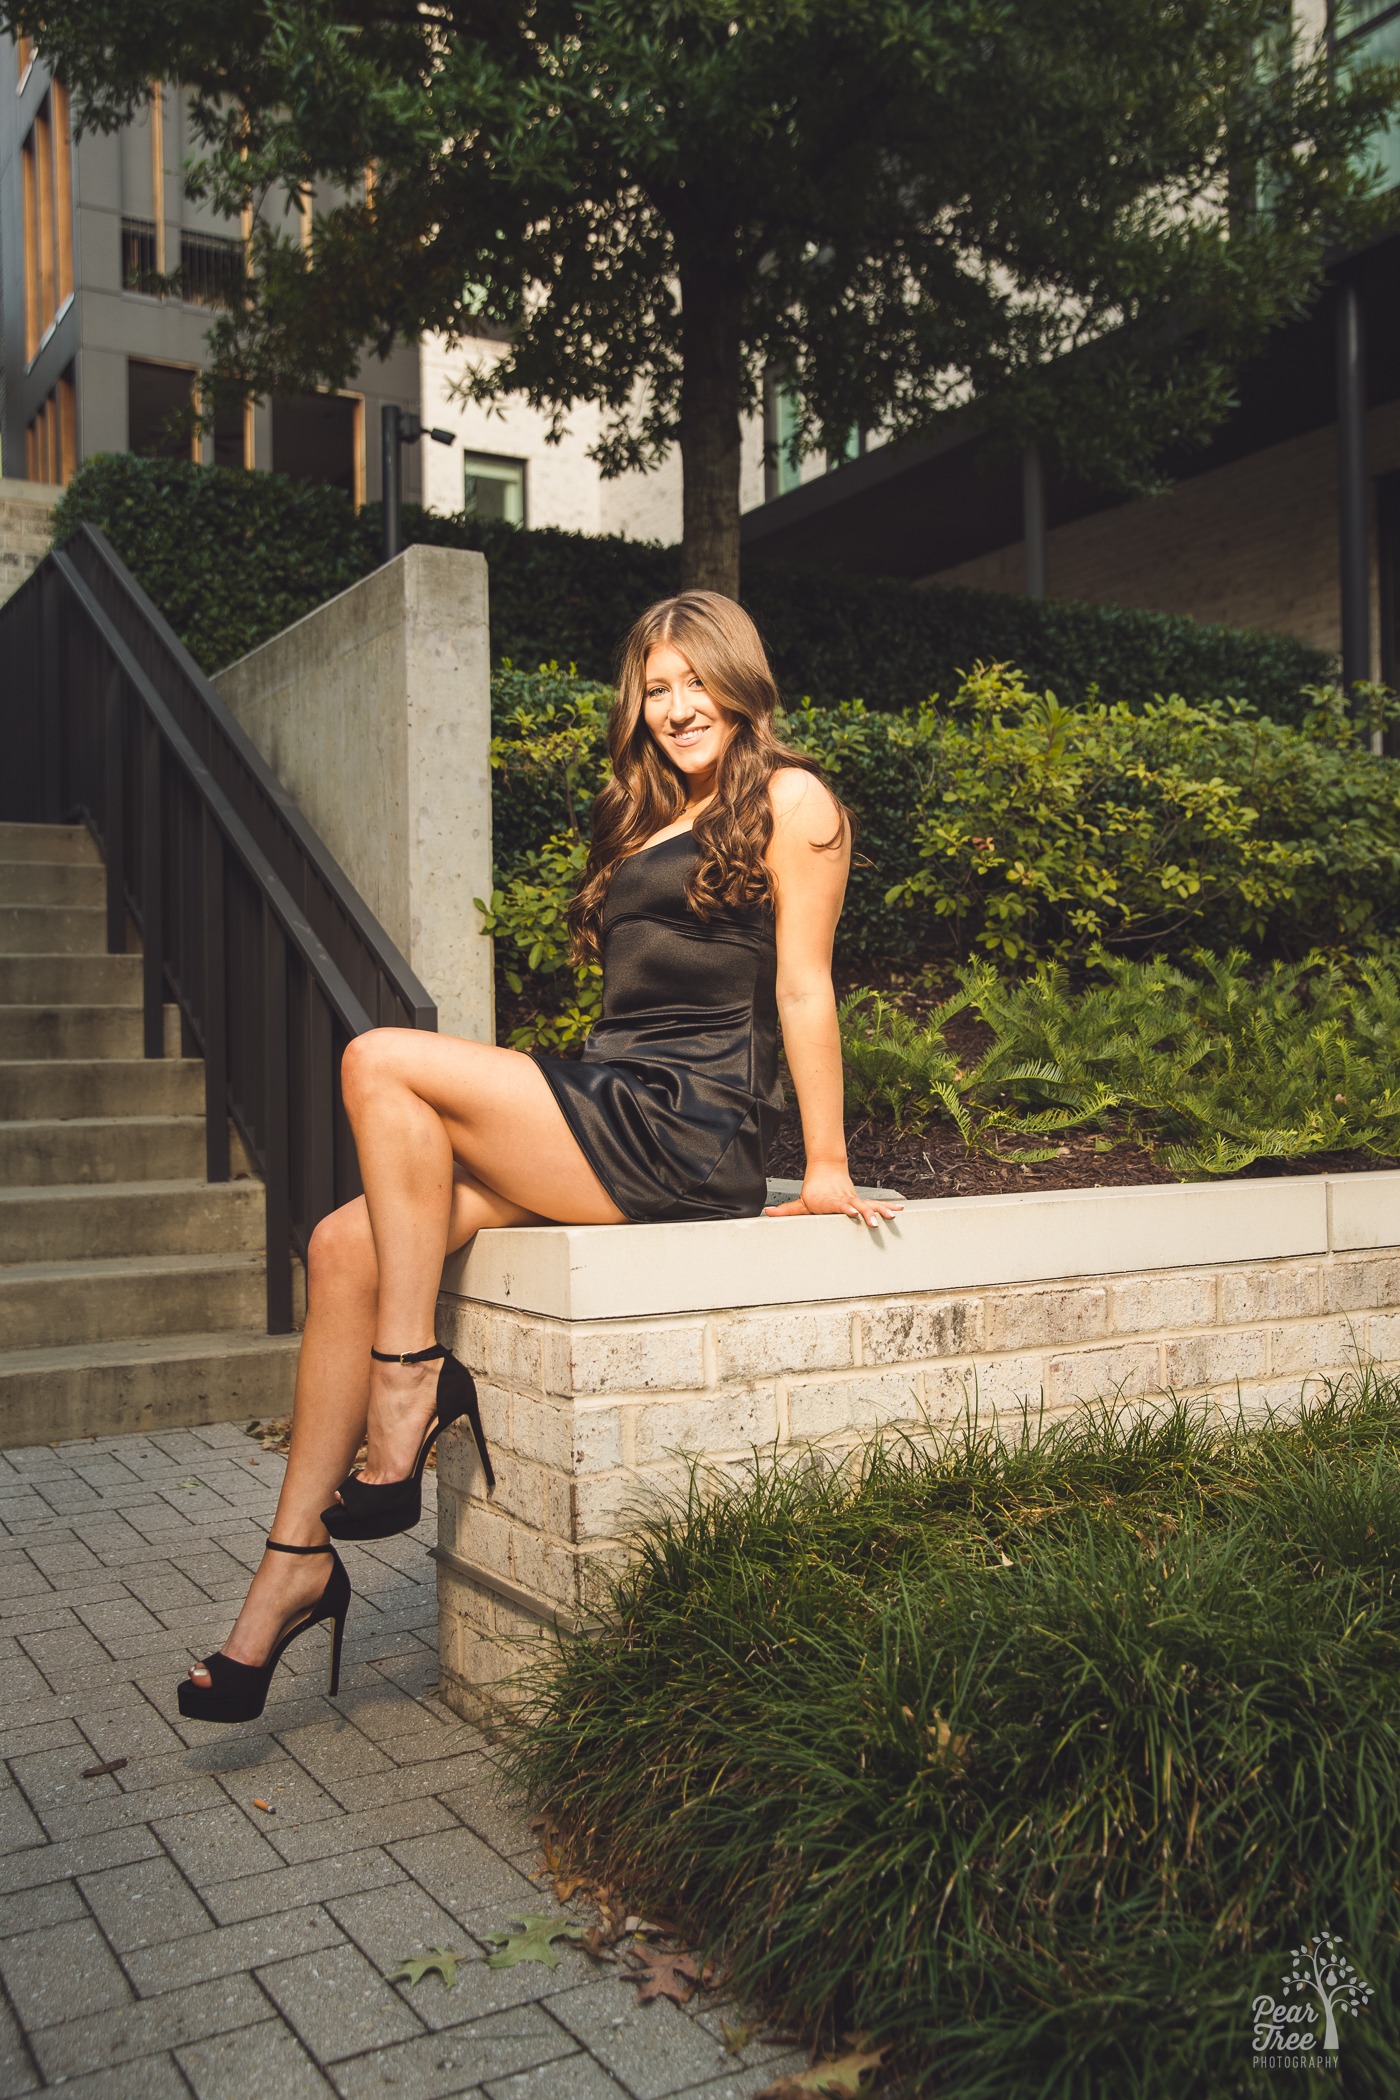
{"left": 569, "top": 591, "right": 848, "bottom": 964}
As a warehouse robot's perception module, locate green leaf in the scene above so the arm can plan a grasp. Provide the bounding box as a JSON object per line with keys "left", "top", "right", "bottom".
{"left": 387, "top": 1947, "right": 462, "bottom": 1989}
{"left": 484, "top": 1915, "right": 588, "bottom": 1969}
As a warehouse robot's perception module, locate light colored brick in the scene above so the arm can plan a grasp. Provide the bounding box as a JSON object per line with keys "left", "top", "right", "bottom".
{"left": 1161, "top": 1329, "right": 1267, "bottom": 1390}
{"left": 507, "top": 1396, "right": 572, "bottom": 1471}
{"left": 487, "top": 1317, "right": 544, "bottom": 1392}
{"left": 1045, "top": 1343, "right": 1160, "bottom": 1407}
{"left": 1108, "top": 1273, "right": 1217, "bottom": 1334}
{"left": 1366, "top": 1312, "right": 1400, "bottom": 1364}
{"left": 545, "top": 1323, "right": 707, "bottom": 1396}
{"left": 632, "top": 1388, "right": 780, "bottom": 1464}
{"left": 985, "top": 1286, "right": 1107, "bottom": 1352}
{"left": 437, "top": 1298, "right": 489, "bottom": 1372}
{"left": 1321, "top": 1256, "right": 1400, "bottom": 1314}
{"left": 571, "top": 1467, "right": 686, "bottom": 1544}
{"left": 1267, "top": 1317, "right": 1364, "bottom": 1377}
{"left": 786, "top": 1370, "right": 925, "bottom": 1441}
{"left": 1218, "top": 1263, "right": 1320, "bottom": 1324}
{"left": 859, "top": 1296, "right": 983, "bottom": 1364}
{"left": 925, "top": 1356, "right": 1045, "bottom": 1417}
{"left": 508, "top": 1529, "right": 583, "bottom": 1611}
{"left": 714, "top": 1306, "right": 854, "bottom": 1380}
{"left": 572, "top": 1406, "right": 625, "bottom": 1473}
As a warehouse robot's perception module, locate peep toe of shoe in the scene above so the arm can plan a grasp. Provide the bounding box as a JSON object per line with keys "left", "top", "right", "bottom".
{"left": 176, "top": 1541, "right": 350, "bottom": 1725}
{"left": 321, "top": 1343, "right": 494, "bottom": 1544}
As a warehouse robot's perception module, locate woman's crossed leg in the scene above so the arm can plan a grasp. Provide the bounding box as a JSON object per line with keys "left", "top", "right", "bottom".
{"left": 187, "top": 1032, "right": 624, "bottom": 1690}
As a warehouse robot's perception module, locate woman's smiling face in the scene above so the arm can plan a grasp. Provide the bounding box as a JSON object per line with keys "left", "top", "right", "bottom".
{"left": 642, "top": 641, "right": 737, "bottom": 786}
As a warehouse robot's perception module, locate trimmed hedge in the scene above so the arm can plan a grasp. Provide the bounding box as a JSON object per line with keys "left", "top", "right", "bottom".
{"left": 53, "top": 454, "right": 1333, "bottom": 719}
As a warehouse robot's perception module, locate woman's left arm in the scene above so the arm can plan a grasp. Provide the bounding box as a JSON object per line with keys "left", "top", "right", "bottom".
{"left": 764, "top": 770, "right": 902, "bottom": 1228}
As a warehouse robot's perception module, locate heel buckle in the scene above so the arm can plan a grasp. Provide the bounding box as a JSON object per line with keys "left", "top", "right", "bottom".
{"left": 371, "top": 1343, "right": 447, "bottom": 1365}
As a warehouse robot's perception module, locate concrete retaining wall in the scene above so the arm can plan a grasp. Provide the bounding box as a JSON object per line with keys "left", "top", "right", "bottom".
{"left": 214, "top": 544, "right": 494, "bottom": 1043}
{"left": 432, "top": 1170, "right": 1400, "bottom": 1718}
{"left": 0, "top": 480, "right": 56, "bottom": 611}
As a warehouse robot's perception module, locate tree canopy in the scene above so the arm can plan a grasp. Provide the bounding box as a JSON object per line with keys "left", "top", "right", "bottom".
{"left": 12, "top": 1, "right": 1397, "bottom": 591}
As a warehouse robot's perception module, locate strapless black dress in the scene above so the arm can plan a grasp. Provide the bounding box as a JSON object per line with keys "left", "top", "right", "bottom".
{"left": 533, "top": 831, "right": 783, "bottom": 1222}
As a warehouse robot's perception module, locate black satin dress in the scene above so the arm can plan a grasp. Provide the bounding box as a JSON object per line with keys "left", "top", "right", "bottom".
{"left": 534, "top": 831, "right": 783, "bottom": 1222}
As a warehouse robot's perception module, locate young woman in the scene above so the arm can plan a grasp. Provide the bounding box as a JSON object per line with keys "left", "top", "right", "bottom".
{"left": 177, "top": 589, "right": 901, "bottom": 1722}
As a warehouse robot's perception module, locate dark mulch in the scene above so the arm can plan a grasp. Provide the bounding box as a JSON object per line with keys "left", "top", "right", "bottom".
{"left": 766, "top": 1108, "right": 1397, "bottom": 1201}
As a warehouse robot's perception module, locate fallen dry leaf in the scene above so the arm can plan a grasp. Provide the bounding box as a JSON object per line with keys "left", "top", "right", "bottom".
{"left": 756, "top": 2046, "right": 886, "bottom": 2098}
{"left": 388, "top": 1948, "right": 461, "bottom": 1989}
{"left": 722, "top": 2017, "right": 759, "bottom": 2054}
{"left": 485, "top": 1916, "right": 588, "bottom": 1969}
{"left": 553, "top": 1873, "right": 588, "bottom": 1902}
{"left": 80, "top": 1759, "right": 127, "bottom": 1780}
{"left": 621, "top": 1947, "right": 714, "bottom": 2007}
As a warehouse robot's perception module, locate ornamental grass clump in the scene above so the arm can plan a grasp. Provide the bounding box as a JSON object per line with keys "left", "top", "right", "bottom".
{"left": 505, "top": 1375, "right": 1400, "bottom": 2097}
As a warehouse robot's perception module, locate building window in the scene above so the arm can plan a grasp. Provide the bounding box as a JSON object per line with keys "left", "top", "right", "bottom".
{"left": 16, "top": 34, "right": 33, "bottom": 86}
{"left": 21, "top": 82, "right": 74, "bottom": 363}
{"left": 121, "top": 217, "right": 160, "bottom": 296}
{"left": 128, "top": 359, "right": 197, "bottom": 459}
{"left": 180, "top": 228, "right": 244, "bottom": 308}
{"left": 462, "top": 452, "right": 526, "bottom": 525}
{"left": 272, "top": 391, "right": 362, "bottom": 500}
{"left": 26, "top": 367, "right": 76, "bottom": 484}
{"left": 1336, "top": 1, "right": 1400, "bottom": 190}
{"left": 212, "top": 395, "right": 252, "bottom": 471}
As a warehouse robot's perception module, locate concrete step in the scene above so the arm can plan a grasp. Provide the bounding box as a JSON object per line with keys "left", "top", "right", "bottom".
{"left": 0, "top": 954, "right": 141, "bottom": 1005}
{"left": 0, "top": 822, "right": 98, "bottom": 865}
{"left": 0, "top": 1178, "right": 265, "bottom": 1262}
{"left": 0, "top": 1328, "right": 301, "bottom": 1447}
{"left": 0, "top": 1057, "right": 205, "bottom": 1121}
{"left": 0, "top": 1251, "right": 266, "bottom": 1349}
{"left": 0, "top": 861, "right": 105, "bottom": 906}
{"left": 0, "top": 904, "right": 108, "bottom": 955}
{"left": 0, "top": 1114, "right": 206, "bottom": 1184}
{"left": 0, "top": 1006, "right": 145, "bottom": 1060}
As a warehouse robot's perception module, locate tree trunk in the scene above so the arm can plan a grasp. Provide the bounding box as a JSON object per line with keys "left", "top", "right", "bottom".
{"left": 678, "top": 262, "right": 743, "bottom": 598}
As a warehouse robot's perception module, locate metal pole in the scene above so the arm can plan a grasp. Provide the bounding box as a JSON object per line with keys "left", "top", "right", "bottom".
{"left": 1022, "top": 444, "right": 1047, "bottom": 602}
{"left": 381, "top": 403, "right": 402, "bottom": 564}
{"left": 1337, "top": 281, "right": 1371, "bottom": 694}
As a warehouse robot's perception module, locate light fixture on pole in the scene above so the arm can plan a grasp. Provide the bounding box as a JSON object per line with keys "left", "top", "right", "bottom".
{"left": 381, "top": 406, "right": 456, "bottom": 564}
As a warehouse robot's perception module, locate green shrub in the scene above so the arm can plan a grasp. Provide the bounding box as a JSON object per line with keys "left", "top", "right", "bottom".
{"left": 841, "top": 950, "right": 1400, "bottom": 1175}
{"left": 505, "top": 1375, "right": 1400, "bottom": 2098}
{"left": 51, "top": 453, "right": 376, "bottom": 674}
{"left": 54, "top": 454, "right": 1331, "bottom": 719}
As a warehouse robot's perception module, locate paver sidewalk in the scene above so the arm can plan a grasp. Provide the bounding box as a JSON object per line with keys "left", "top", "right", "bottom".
{"left": 0, "top": 1425, "right": 805, "bottom": 2100}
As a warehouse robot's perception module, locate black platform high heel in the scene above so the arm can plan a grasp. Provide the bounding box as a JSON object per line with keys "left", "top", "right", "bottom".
{"left": 320, "top": 1342, "right": 495, "bottom": 1543}
{"left": 176, "top": 1541, "right": 350, "bottom": 1725}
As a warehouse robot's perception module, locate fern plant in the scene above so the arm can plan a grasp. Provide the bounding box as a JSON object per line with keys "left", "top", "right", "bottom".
{"left": 840, "top": 952, "right": 1400, "bottom": 1175}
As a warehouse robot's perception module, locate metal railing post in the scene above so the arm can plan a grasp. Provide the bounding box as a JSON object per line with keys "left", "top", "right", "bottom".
{"left": 262, "top": 902, "right": 294, "bottom": 1332}
{"left": 202, "top": 807, "right": 229, "bottom": 1181}
{"left": 102, "top": 665, "right": 126, "bottom": 956}
{"left": 140, "top": 716, "right": 164, "bottom": 1059}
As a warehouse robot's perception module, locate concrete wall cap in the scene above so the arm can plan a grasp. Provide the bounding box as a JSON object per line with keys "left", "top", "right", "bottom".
{"left": 435, "top": 1170, "right": 1400, "bottom": 1322}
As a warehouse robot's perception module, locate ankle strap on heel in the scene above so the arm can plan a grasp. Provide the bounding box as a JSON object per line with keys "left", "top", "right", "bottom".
{"left": 371, "top": 1343, "right": 447, "bottom": 1365}
{"left": 265, "top": 1539, "right": 335, "bottom": 1555}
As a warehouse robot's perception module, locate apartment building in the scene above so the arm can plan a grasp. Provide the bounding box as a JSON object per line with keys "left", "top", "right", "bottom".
{"left": 0, "top": 43, "right": 421, "bottom": 505}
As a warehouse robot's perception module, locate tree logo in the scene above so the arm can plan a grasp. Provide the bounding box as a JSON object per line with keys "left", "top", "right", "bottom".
{"left": 1252, "top": 1929, "right": 1375, "bottom": 2068}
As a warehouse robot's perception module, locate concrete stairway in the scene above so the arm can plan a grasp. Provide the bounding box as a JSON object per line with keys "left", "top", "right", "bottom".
{"left": 0, "top": 820, "right": 300, "bottom": 1447}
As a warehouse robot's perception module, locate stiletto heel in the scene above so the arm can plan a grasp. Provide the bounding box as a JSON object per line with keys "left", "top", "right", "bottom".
{"left": 176, "top": 1541, "right": 350, "bottom": 1725}
{"left": 321, "top": 1343, "right": 494, "bottom": 1543}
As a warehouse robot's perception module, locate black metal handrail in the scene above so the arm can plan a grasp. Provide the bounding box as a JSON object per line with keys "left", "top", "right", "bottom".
{"left": 0, "top": 524, "right": 437, "bottom": 1330}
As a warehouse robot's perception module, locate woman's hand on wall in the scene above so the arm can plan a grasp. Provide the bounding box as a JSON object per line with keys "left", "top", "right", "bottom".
{"left": 764, "top": 1163, "right": 903, "bottom": 1229}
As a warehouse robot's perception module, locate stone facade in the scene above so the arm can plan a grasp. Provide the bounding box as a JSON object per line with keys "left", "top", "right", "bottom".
{"left": 0, "top": 479, "right": 55, "bottom": 611}
{"left": 433, "top": 1172, "right": 1400, "bottom": 1719}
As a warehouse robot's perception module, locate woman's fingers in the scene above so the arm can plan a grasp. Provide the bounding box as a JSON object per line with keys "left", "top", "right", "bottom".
{"left": 763, "top": 1196, "right": 905, "bottom": 1224}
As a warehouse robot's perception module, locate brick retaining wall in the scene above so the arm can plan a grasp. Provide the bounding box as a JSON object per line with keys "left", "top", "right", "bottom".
{"left": 0, "top": 480, "right": 56, "bottom": 611}
{"left": 432, "top": 1172, "right": 1400, "bottom": 1718}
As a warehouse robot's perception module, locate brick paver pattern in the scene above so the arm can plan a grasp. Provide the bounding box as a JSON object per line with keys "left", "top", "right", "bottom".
{"left": 0, "top": 1424, "right": 806, "bottom": 2100}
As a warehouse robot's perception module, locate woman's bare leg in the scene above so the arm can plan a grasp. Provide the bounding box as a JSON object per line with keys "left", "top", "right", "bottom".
{"left": 187, "top": 1034, "right": 622, "bottom": 1685}
{"left": 340, "top": 1031, "right": 624, "bottom": 1487}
